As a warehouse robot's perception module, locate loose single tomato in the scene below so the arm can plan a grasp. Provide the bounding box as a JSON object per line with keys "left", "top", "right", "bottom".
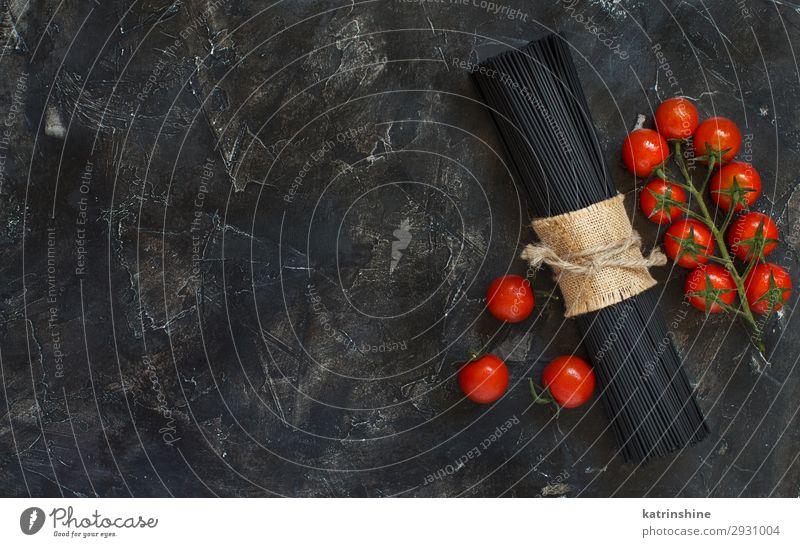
{"left": 542, "top": 356, "right": 595, "bottom": 408}
{"left": 640, "top": 178, "right": 688, "bottom": 224}
{"left": 486, "top": 274, "right": 535, "bottom": 323}
{"left": 459, "top": 354, "right": 509, "bottom": 404}
{"left": 709, "top": 162, "right": 762, "bottom": 212}
{"left": 664, "top": 219, "right": 715, "bottom": 268}
{"left": 726, "top": 212, "right": 778, "bottom": 261}
{"left": 621, "top": 128, "right": 669, "bottom": 178}
{"left": 744, "top": 263, "right": 792, "bottom": 315}
{"left": 684, "top": 264, "right": 737, "bottom": 313}
{"left": 655, "top": 97, "right": 699, "bottom": 140}
{"left": 693, "top": 116, "right": 741, "bottom": 163}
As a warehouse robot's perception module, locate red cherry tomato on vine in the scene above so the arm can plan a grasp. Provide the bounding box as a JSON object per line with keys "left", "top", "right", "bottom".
{"left": 744, "top": 263, "right": 792, "bottom": 315}
{"left": 655, "top": 97, "right": 699, "bottom": 140}
{"left": 684, "top": 264, "right": 737, "bottom": 313}
{"left": 709, "top": 162, "right": 761, "bottom": 212}
{"left": 542, "top": 356, "right": 595, "bottom": 409}
{"left": 693, "top": 116, "right": 741, "bottom": 164}
{"left": 486, "top": 274, "right": 535, "bottom": 323}
{"left": 664, "top": 219, "right": 715, "bottom": 268}
{"left": 622, "top": 128, "right": 669, "bottom": 178}
{"left": 726, "top": 212, "right": 778, "bottom": 261}
{"left": 639, "top": 178, "right": 687, "bottom": 224}
{"left": 459, "top": 354, "right": 509, "bottom": 404}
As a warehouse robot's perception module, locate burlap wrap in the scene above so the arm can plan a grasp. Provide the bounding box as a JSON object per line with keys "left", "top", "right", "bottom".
{"left": 521, "top": 194, "right": 664, "bottom": 317}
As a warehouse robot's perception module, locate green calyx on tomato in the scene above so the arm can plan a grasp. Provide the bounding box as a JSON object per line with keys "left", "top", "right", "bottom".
{"left": 755, "top": 271, "right": 791, "bottom": 313}
{"left": 684, "top": 265, "right": 737, "bottom": 314}
{"left": 628, "top": 97, "right": 786, "bottom": 351}
{"left": 727, "top": 213, "right": 779, "bottom": 262}
{"left": 693, "top": 116, "right": 742, "bottom": 164}
{"left": 718, "top": 177, "right": 754, "bottom": 211}
{"left": 664, "top": 219, "right": 714, "bottom": 268}
{"left": 699, "top": 141, "right": 733, "bottom": 166}
{"left": 640, "top": 179, "right": 687, "bottom": 224}
{"left": 710, "top": 169, "right": 761, "bottom": 212}
{"left": 745, "top": 264, "right": 792, "bottom": 316}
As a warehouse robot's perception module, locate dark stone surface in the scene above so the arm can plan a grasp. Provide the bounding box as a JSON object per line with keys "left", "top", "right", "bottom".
{"left": 1, "top": 0, "right": 798, "bottom": 497}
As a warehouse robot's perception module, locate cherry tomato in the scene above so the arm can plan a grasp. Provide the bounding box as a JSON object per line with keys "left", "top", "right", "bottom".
{"left": 726, "top": 212, "right": 778, "bottom": 261}
{"left": 639, "top": 178, "right": 687, "bottom": 224}
{"left": 542, "top": 356, "right": 595, "bottom": 409}
{"left": 486, "top": 274, "right": 535, "bottom": 323}
{"left": 744, "top": 263, "right": 792, "bottom": 315}
{"left": 655, "top": 97, "right": 699, "bottom": 140}
{"left": 684, "top": 264, "right": 737, "bottom": 313}
{"left": 693, "top": 116, "right": 741, "bottom": 164}
{"left": 621, "top": 128, "right": 669, "bottom": 178}
{"left": 664, "top": 219, "right": 715, "bottom": 268}
{"left": 459, "top": 354, "right": 509, "bottom": 404}
{"left": 709, "top": 162, "right": 761, "bottom": 212}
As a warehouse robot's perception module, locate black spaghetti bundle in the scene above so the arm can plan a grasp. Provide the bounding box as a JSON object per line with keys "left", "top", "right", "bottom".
{"left": 472, "top": 34, "right": 709, "bottom": 463}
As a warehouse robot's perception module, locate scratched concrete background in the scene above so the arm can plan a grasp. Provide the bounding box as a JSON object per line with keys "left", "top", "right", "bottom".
{"left": 1, "top": 0, "right": 799, "bottom": 497}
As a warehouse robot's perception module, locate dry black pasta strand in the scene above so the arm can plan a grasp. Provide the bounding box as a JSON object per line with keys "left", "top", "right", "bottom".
{"left": 471, "top": 33, "right": 709, "bottom": 463}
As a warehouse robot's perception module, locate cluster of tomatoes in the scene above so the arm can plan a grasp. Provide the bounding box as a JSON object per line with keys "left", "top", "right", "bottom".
{"left": 458, "top": 275, "right": 595, "bottom": 409}
{"left": 622, "top": 97, "right": 792, "bottom": 317}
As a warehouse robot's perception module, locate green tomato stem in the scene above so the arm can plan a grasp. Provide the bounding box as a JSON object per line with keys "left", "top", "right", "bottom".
{"left": 672, "top": 141, "right": 764, "bottom": 352}
{"left": 528, "top": 379, "right": 560, "bottom": 413}
{"left": 674, "top": 202, "right": 712, "bottom": 224}
{"left": 719, "top": 201, "right": 737, "bottom": 239}
{"left": 699, "top": 155, "right": 716, "bottom": 195}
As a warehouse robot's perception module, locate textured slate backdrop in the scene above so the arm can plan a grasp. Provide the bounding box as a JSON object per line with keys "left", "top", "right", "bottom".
{"left": 1, "top": 0, "right": 799, "bottom": 497}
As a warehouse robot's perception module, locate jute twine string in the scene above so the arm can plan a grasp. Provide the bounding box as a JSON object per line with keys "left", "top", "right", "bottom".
{"left": 520, "top": 232, "right": 666, "bottom": 275}
{"left": 520, "top": 194, "right": 667, "bottom": 317}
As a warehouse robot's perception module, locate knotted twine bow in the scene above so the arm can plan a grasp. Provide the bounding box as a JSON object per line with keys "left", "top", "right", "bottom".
{"left": 521, "top": 233, "right": 666, "bottom": 275}
{"left": 520, "top": 194, "right": 667, "bottom": 317}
